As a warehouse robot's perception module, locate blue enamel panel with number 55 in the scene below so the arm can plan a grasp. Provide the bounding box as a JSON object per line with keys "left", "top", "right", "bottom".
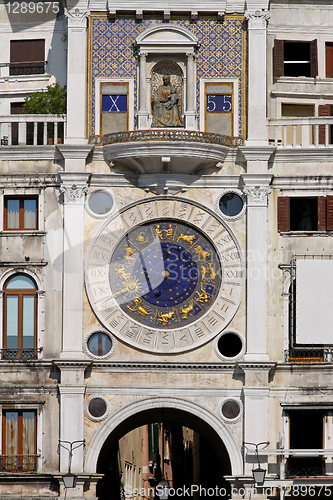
{"left": 206, "top": 95, "right": 232, "bottom": 112}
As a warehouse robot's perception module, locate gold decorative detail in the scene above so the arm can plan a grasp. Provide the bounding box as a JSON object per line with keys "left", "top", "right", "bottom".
{"left": 180, "top": 301, "right": 194, "bottom": 320}
{"left": 177, "top": 233, "right": 196, "bottom": 244}
{"left": 201, "top": 265, "right": 207, "bottom": 280}
{"left": 209, "top": 263, "right": 216, "bottom": 282}
{"left": 195, "top": 284, "right": 209, "bottom": 303}
{"left": 127, "top": 298, "right": 151, "bottom": 317}
{"left": 136, "top": 232, "right": 148, "bottom": 245}
{"left": 194, "top": 245, "right": 211, "bottom": 261}
{"left": 155, "top": 224, "right": 173, "bottom": 241}
{"left": 158, "top": 309, "right": 175, "bottom": 325}
{"left": 124, "top": 244, "right": 135, "bottom": 263}
{"left": 115, "top": 265, "right": 131, "bottom": 282}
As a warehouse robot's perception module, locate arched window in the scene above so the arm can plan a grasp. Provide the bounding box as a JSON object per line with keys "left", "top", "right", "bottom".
{"left": 3, "top": 275, "right": 37, "bottom": 359}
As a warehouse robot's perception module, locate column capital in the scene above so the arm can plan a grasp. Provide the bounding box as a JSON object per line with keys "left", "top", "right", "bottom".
{"left": 65, "top": 8, "right": 90, "bottom": 28}
{"left": 59, "top": 173, "right": 90, "bottom": 204}
{"left": 245, "top": 10, "right": 270, "bottom": 29}
{"left": 242, "top": 174, "right": 273, "bottom": 207}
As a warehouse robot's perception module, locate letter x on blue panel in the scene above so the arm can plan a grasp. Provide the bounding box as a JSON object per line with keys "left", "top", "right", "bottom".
{"left": 102, "top": 95, "right": 127, "bottom": 112}
{"left": 206, "top": 95, "right": 232, "bottom": 113}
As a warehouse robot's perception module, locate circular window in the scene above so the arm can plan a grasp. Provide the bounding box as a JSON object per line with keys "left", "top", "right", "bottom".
{"left": 220, "top": 398, "right": 242, "bottom": 422}
{"left": 216, "top": 190, "right": 246, "bottom": 221}
{"left": 215, "top": 331, "right": 244, "bottom": 360}
{"left": 84, "top": 331, "right": 115, "bottom": 359}
{"left": 86, "top": 396, "right": 110, "bottom": 422}
{"left": 219, "top": 193, "right": 243, "bottom": 217}
{"left": 88, "top": 190, "right": 114, "bottom": 217}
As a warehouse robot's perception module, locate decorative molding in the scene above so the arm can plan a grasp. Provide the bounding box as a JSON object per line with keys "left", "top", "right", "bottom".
{"left": 65, "top": 8, "right": 90, "bottom": 28}
{"left": 59, "top": 173, "right": 91, "bottom": 204}
{"left": 245, "top": 10, "right": 271, "bottom": 29}
{"left": 85, "top": 362, "right": 239, "bottom": 372}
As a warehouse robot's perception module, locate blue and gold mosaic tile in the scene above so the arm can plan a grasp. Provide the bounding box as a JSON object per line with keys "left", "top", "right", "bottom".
{"left": 87, "top": 15, "right": 246, "bottom": 137}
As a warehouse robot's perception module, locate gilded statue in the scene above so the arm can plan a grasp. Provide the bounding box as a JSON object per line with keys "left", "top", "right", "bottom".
{"left": 152, "top": 75, "right": 183, "bottom": 127}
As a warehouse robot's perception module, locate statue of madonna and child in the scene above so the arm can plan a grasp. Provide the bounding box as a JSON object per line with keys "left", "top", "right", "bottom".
{"left": 151, "top": 75, "right": 183, "bottom": 128}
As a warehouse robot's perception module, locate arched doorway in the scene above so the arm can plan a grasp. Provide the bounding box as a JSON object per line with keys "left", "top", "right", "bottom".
{"left": 85, "top": 398, "right": 243, "bottom": 500}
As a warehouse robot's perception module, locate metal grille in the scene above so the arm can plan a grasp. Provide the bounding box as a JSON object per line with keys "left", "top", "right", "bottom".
{"left": 0, "top": 348, "right": 41, "bottom": 360}
{"left": 90, "top": 129, "right": 244, "bottom": 147}
{"left": 287, "top": 457, "right": 325, "bottom": 477}
{"left": 0, "top": 455, "right": 38, "bottom": 472}
{"left": 9, "top": 62, "right": 45, "bottom": 76}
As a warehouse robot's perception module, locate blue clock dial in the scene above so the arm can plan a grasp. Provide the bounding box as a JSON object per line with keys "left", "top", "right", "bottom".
{"left": 109, "top": 220, "right": 222, "bottom": 329}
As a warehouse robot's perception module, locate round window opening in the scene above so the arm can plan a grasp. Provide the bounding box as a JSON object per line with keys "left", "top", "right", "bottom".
{"left": 221, "top": 399, "right": 241, "bottom": 420}
{"left": 88, "top": 398, "right": 107, "bottom": 419}
{"left": 217, "top": 333, "right": 243, "bottom": 358}
{"left": 87, "top": 332, "right": 112, "bottom": 357}
{"left": 219, "top": 193, "right": 244, "bottom": 217}
{"left": 88, "top": 191, "right": 113, "bottom": 216}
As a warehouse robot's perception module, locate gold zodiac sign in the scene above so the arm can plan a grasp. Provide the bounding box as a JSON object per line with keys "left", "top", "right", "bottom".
{"left": 209, "top": 263, "right": 216, "bottom": 282}
{"left": 158, "top": 309, "right": 175, "bottom": 325}
{"left": 115, "top": 264, "right": 131, "bottom": 282}
{"left": 195, "top": 284, "right": 209, "bottom": 303}
{"left": 177, "top": 233, "right": 196, "bottom": 244}
{"left": 127, "top": 298, "right": 151, "bottom": 318}
{"left": 156, "top": 224, "right": 173, "bottom": 241}
{"left": 136, "top": 232, "right": 148, "bottom": 245}
{"left": 180, "top": 301, "right": 193, "bottom": 319}
{"left": 124, "top": 244, "right": 135, "bottom": 263}
{"left": 201, "top": 265, "right": 207, "bottom": 280}
{"left": 194, "top": 245, "right": 211, "bottom": 261}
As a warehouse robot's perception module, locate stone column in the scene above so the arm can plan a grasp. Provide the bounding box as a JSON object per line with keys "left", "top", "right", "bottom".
{"left": 137, "top": 51, "right": 149, "bottom": 128}
{"left": 243, "top": 174, "right": 272, "bottom": 361}
{"left": 185, "top": 52, "right": 196, "bottom": 129}
{"left": 65, "top": 7, "right": 90, "bottom": 144}
{"left": 245, "top": 11, "right": 270, "bottom": 145}
{"left": 59, "top": 173, "right": 90, "bottom": 358}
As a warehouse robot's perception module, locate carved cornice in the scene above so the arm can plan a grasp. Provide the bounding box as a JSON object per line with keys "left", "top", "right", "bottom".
{"left": 245, "top": 10, "right": 271, "bottom": 29}
{"left": 65, "top": 8, "right": 90, "bottom": 28}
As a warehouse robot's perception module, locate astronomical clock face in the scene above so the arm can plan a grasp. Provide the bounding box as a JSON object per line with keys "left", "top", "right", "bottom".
{"left": 86, "top": 197, "right": 244, "bottom": 353}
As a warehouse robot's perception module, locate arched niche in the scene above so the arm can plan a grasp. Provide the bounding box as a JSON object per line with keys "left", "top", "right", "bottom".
{"left": 134, "top": 24, "right": 199, "bottom": 130}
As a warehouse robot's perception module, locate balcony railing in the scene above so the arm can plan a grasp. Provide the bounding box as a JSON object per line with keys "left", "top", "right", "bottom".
{"left": 0, "top": 114, "right": 66, "bottom": 146}
{"left": 0, "top": 348, "right": 42, "bottom": 360}
{"left": 268, "top": 116, "right": 333, "bottom": 148}
{"left": 9, "top": 61, "right": 46, "bottom": 76}
{"left": 0, "top": 454, "right": 38, "bottom": 472}
{"left": 90, "top": 129, "right": 244, "bottom": 147}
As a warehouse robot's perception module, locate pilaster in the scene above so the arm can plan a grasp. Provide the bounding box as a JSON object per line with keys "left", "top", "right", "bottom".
{"left": 242, "top": 174, "right": 272, "bottom": 361}
{"left": 65, "top": 7, "right": 90, "bottom": 144}
{"left": 245, "top": 10, "right": 270, "bottom": 145}
{"left": 59, "top": 173, "right": 91, "bottom": 359}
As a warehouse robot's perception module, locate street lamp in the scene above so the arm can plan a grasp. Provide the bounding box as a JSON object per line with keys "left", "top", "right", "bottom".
{"left": 244, "top": 441, "right": 269, "bottom": 486}
{"left": 58, "top": 440, "right": 85, "bottom": 488}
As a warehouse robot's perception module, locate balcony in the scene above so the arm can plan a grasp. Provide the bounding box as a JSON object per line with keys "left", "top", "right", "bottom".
{"left": 268, "top": 116, "right": 333, "bottom": 148}
{"left": 0, "top": 114, "right": 66, "bottom": 146}
{"left": 89, "top": 129, "right": 244, "bottom": 174}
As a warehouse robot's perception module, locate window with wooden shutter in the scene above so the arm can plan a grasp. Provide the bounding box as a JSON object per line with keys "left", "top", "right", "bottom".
{"left": 277, "top": 197, "right": 290, "bottom": 232}
{"left": 274, "top": 40, "right": 317, "bottom": 78}
{"left": 326, "top": 196, "right": 333, "bottom": 231}
{"left": 317, "top": 197, "right": 327, "bottom": 231}
{"left": 10, "top": 39, "right": 45, "bottom": 76}
{"left": 325, "top": 42, "right": 333, "bottom": 78}
{"left": 318, "top": 104, "right": 331, "bottom": 145}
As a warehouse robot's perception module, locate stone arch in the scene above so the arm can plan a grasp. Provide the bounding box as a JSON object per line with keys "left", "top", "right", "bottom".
{"left": 85, "top": 397, "right": 243, "bottom": 475}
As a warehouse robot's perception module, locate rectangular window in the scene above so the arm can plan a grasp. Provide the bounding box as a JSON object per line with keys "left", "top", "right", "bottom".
{"left": 274, "top": 39, "right": 318, "bottom": 78}
{"left": 4, "top": 196, "right": 38, "bottom": 231}
{"left": 1, "top": 410, "right": 37, "bottom": 472}
{"left": 101, "top": 82, "right": 129, "bottom": 135}
{"left": 10, "top": 39, "right": 45, "bottom": 76}
{"left": 204, "top": 82, "right": 233, "bottom": 136}
{"left": 288, "top": 410, "right": 324, "bottom": 477}
{"left": 277, "top": 196, "right": 333, "bottom": 232}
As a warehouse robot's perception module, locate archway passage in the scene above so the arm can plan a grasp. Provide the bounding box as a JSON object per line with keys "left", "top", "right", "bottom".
{"left": 96, "top": 408, "right": 232, "bottom": 500}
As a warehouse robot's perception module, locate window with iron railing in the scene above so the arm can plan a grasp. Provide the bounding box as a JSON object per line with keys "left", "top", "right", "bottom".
{"left": 1, "top": 410, "right": 37, "bottom": 472}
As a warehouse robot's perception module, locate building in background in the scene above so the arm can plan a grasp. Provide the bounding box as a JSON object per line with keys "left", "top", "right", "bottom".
{"left": 0, "top": 0, "right": 333, "bottom": 499}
